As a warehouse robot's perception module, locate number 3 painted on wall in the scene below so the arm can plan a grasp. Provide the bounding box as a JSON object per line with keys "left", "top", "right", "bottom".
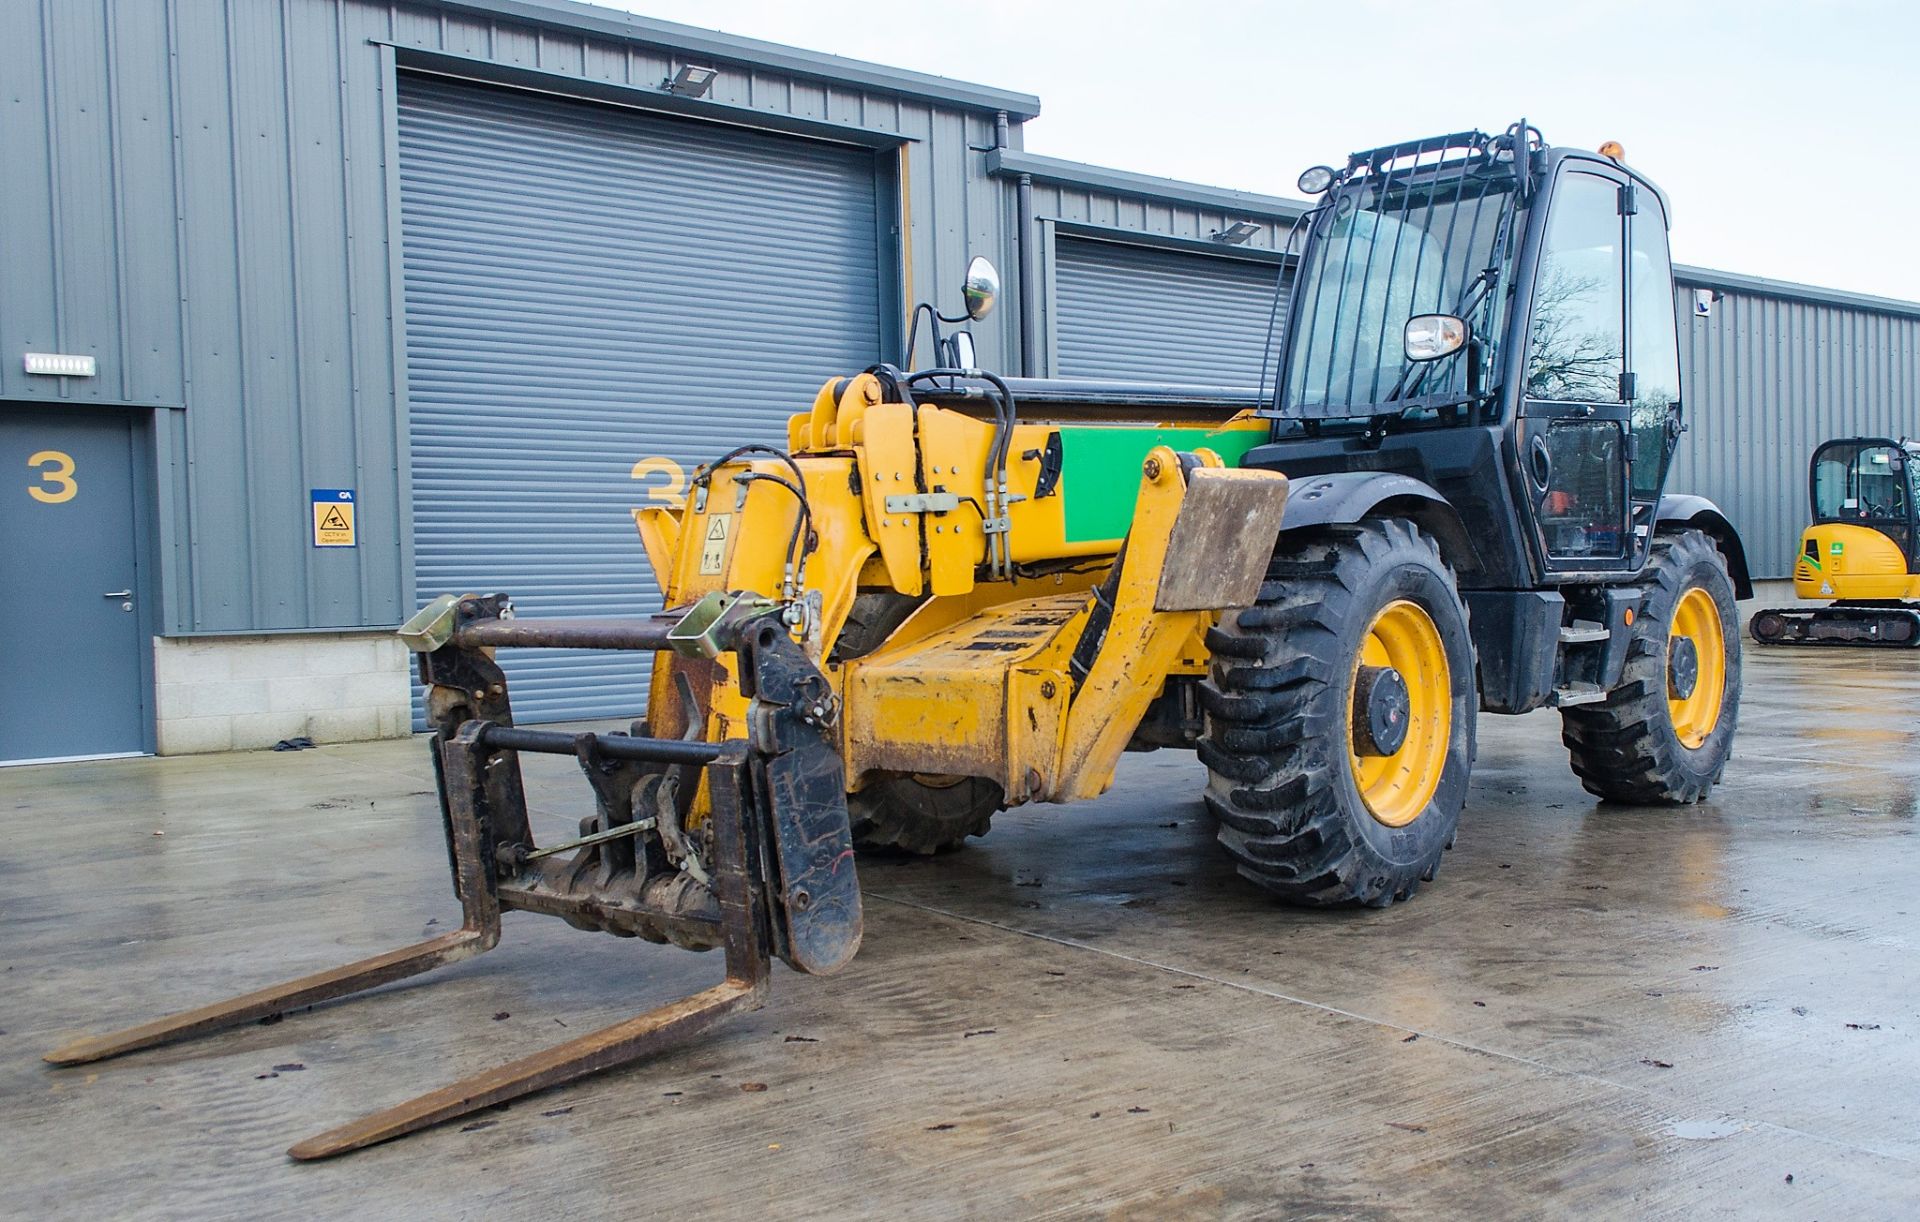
{"left": 27, "top": 450, "right": 77, "bottom": 504}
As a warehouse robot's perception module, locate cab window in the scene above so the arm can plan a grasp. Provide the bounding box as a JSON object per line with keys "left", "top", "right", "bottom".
{"left": 1526, "top": 172, "right": 1624, "bottom": 403}
{"left": 1813, "top": 442, "right": 1908, "bottom": 521}
{"left": 1627, "top": 200, "right": 1681, "bottom": 499}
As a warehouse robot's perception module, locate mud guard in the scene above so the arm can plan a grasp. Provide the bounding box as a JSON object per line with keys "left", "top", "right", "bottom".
{"left": 1656, "top": 494, "right": 1753, "bottom": 599}
{"left": 1277, "top": 471, "right": 1477, "bottom": 572}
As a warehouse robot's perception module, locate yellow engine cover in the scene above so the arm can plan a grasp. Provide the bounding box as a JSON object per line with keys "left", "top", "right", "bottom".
{"left": 1793, "top": 523, "right": 1920, "bottom": 601}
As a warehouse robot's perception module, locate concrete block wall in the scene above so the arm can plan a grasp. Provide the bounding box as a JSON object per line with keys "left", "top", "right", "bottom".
{"left": 153, "top": 634, "right": 412, "bottom": 754}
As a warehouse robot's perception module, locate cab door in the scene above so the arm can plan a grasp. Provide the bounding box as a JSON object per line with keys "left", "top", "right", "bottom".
{"left": 1516, "top": 166, "right": 1634, "bottom": 574}
{"left": 1624, "top": 185, "right": 1684, "bottom": 558}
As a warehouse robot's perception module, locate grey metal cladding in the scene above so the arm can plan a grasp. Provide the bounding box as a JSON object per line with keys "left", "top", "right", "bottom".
{"left": 425, "top": 0, "right": 1041, "bottom": 119}
{"left": 0, "top": 0, "right": 184, "bottom": 409}
{"left": 1052, "top": 237, "right": 1287, "bottom": 386}
{"left": 6, "top": 0, "right": 1008, "bottom": 636}
{"left": 1671, "top": 279, "right": 1920, "bottom": 579}
{"left": 397, "top": 73, "right": 886, "bottom": 723}
{"left": 990, "top": 150, "right": 1308, "bottom": 228}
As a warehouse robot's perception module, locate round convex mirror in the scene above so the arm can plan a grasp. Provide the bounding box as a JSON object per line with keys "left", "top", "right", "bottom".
{"left": 962, "top": 256, "right": 1000, "bottom": 320}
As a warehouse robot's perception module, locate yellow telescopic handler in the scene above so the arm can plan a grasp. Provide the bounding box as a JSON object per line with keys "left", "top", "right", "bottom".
{"left": 48, "top": 123, "right": 1751, "bottom": 1158}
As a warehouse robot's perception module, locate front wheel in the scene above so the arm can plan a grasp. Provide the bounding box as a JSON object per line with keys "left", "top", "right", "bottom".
{"left": 1199, "top": 519, "right": 1477, "bottom": 908}
{"left": 1561, "top": 529, "right": 1741, "bottom": 804}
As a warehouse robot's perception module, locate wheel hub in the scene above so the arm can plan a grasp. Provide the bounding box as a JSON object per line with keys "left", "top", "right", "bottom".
{"left": 1665, "top": 586, "right": 1726, "bottom": 750}
{"left": 1352, "top": 664, "right": 1412, "bottom": 756}
{"left": 1667, "top": 634, "right": 1699, "bottom": 700}
{"left": 1348, "top": 599, "right": 1452, "bottom": 829}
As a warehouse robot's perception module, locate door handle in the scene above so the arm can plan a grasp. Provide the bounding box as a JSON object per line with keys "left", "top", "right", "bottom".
{"left": 103, "top": 590, "right": 133, "bottom": 599}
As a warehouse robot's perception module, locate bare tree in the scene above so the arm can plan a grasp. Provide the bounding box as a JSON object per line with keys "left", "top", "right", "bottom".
{"left": 1525, "top": 267, "right": 1621, "bottom": 401}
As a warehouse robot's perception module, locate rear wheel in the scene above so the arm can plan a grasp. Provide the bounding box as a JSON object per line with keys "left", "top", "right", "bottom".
{"left": 846, "top": 772, "right": 1002, "bottom": 855}
{"left": 1562, "top": 529, "right": 1740, "bottom": 803}
{"left": 1199, "top": 519, "right": 1477, "bottom": 907}
{"left": 832, "top": 592, "right": 1002, "bottom": 854}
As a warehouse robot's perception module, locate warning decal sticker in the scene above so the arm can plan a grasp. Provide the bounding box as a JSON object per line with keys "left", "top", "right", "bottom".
{"left": 311, "top": 488, "right": 357, "bottom": 548}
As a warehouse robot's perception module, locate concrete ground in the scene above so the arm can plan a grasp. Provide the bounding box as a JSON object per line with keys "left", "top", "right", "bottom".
{"left": 5, "top": 646, "right": 1918, "bottom": 1219}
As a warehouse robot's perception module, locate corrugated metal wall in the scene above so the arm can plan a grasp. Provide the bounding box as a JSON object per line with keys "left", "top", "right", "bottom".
{"left": 1673, "top": 278, "right": 1920, "bottom": 578}
{"left": 397, "top": 73, "right": 885, "bottom": 721}
{"left": 1, "top": 0, "right": 1020, "bottom": 635}
{"left": 9, "top": 0, "right": 1919, "bottom": 613}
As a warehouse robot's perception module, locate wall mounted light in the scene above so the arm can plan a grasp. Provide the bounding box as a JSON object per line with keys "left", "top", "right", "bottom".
{"left": 1211, "top": 221, "right": 1262, "bottom": 245}
{"left": 662, "top": 64, "right": 718, "bottom": 97}
{"left": 23, "top": 352, "right": 97, "bottom": 377}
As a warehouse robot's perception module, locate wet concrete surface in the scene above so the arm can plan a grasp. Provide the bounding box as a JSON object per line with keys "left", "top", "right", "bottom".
{"left": 4, "top": 646, "right": 1918, "bottom": 1218}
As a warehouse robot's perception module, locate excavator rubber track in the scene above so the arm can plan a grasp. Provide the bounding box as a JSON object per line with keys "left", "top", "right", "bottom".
{"left": 1749, "top": 604, "right": 1920, "bottom": 646}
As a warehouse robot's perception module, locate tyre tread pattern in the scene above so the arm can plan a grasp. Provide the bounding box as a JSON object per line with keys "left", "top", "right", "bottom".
{"left": 1200, "top": 520, "right": 1472, "bottom": 908}
{"left": 848, "top": 775, "right": 999, "bottom": 855}
{"left": 1561, "top": 529, "right": 1741, "bottom": 805}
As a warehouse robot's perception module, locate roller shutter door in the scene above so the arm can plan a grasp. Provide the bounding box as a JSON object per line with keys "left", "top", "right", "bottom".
{"left": 1053, "top": 237, "right": 1286, "bottom": 385}
{"left": 397, "top": 75, "right": 885, "bottom": 723}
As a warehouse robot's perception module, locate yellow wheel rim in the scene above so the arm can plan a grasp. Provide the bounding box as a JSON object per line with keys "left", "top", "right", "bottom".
{"left": 1348, "top": 600, "right": 1452, "bottom": 828}
{"left": 1667, "top": 586, "right": 1726, "bottom": 750}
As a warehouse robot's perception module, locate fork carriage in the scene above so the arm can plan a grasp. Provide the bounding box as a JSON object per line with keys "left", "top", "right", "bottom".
{"left": 46, "top": 592, "right": 861, "bottom": 1160}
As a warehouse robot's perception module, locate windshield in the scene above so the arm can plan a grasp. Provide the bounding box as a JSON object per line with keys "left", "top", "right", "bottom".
{"left": 1283, "top": 172, "right": 1516, "bottom": 416}
{"left": 1813, "top": 441, "right": 1911, "bottom": 521}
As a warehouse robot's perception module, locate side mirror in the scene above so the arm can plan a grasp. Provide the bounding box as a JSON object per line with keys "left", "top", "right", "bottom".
{"left": 1404, "top": 313, "right": 1468, "bottom": 362}
{"left": 947, "top": 331, "right": 977, "bottom": 370}
{"left": 962, "top": 256, "right": 1000, "bottom": 320}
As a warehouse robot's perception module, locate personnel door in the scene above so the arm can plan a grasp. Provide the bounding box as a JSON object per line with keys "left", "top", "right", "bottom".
{"left": 1517, "top": 167, "right": 1634, "bottom": 573}
{"left": 1, "top": 408, "right": 148, "bottom": 763}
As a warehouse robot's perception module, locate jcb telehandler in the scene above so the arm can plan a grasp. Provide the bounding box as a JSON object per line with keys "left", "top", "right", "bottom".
{"left": 1750, "top": 437, "right": 1920, "bottom": 645}
{"left": 48, "top": 123, "right": 1750, "bottom": 1158}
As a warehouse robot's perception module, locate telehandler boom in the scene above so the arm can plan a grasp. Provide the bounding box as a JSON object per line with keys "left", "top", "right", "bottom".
{"left": 48, "top": 122, "right": 1750, "bottom": 1158}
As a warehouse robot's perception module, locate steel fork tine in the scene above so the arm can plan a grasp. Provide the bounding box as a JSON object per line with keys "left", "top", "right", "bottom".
{"left": 286, "top": 975, "right": 764, "bottom": 1160}
{"left": 43, "top": 927, "right": 498, "bottom": 1067}
{"left": 47, "top": 731, "right": 506, "bottom": 1069}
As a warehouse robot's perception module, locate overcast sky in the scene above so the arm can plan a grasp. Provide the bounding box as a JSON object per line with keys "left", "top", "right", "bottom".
{"left": 599, "top": 0, "right": 1916, "bottom": 301}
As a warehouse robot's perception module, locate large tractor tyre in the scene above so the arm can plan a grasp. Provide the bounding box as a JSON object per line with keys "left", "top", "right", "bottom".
{"left": 1561, "top": 529, "right": 1740, "bottom": 804}
{"left": 829, "top": 590, "right": 924, "bottom": 663}
{"left": 831, "top": 591, "right": 1003, "bottom": 855}
{"left": 846, "top": 773, "right": 1004, "bottom": 856}
{"left": 1199, "top": 519, "right": 1477, "bottom": 908}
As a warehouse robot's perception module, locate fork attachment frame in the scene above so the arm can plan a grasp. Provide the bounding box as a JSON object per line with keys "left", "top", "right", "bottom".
{"left": 45, "top": 593, "right": 861, "bottom": 1161}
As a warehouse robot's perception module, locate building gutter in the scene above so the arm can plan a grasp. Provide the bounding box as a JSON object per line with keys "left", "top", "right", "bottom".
{"left": 995, "top": 111, "right": 1040, "bottom": 378}
{"left": 985, "top": 149, "right": 1310, "bottom": 222}
{"left": 1675, "top": 264, "right": 1920, "bottom": 323}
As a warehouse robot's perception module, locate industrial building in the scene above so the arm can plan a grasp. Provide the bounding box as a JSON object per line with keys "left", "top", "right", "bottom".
{"left": 4, "top": 0, "right": 1918, "bottom": 763}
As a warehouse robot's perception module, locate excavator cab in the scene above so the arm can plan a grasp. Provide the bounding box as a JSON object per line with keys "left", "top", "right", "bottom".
{"left": 1811, "top": 438, "right": 1918, "bottom": 552}
{"left": 1751, "top": 438, "right": 1920, "bottom": 645}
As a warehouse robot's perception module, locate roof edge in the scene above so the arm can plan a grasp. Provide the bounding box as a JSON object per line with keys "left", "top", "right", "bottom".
{"left": 424, "top": 0, "right": 1042, "bottom": 119}
{"left": 1675, "top": 265, "right": 1920, "bottom": 322}
{"left": 987, "top": 149, "right": 1311, "bottom": 220}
